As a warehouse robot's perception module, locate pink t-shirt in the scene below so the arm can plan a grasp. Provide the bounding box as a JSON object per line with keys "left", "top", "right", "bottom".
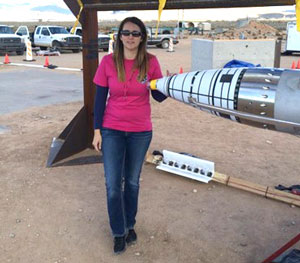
{"left": 93, "top": 53, "right": 163, "bottom": 132}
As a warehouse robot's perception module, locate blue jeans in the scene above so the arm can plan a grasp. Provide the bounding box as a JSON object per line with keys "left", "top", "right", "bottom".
{"left": 101, "top": 127, "right": 152, "bottom": 237}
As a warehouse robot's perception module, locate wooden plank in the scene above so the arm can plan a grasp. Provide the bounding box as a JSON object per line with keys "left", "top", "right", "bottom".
{"left": 266, "top": 188, "right": 300, "bottom": 206}
{"left": 217, "top": 174, "right": 267, "bottom": 196}
{"left": 145, "top": 152, "right": 300, "bottom": 207}
{"left": 213, "top": 173, "right": 300, "bottom": 206}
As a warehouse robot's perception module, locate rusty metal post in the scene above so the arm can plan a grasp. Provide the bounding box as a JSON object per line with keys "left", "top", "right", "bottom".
{"left": 274, "top": 39, "right": 281, "bottom": 68}
{"left": 47, "top": 8, "right": 98, "bottom": 166}
{"left": 82, "top": 9, "right": 99, "bottom": 146}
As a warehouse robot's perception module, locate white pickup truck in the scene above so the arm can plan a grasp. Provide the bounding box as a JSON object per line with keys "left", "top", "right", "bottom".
{"left": 0, "top": 25, "right": 25, "bottom": 55}
{"left": 16, "top": 25, "right": 81, "bottom": 53}
{"left": 34, "top": 25, "right": 81, "bottom": 53}
{"left": 15, "top": 25, "right": 31, "bottom": 43}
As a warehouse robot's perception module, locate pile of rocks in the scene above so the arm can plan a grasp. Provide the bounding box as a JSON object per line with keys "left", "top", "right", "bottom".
{"left": 212, "top": 20, "right": 283, "bottom": 40}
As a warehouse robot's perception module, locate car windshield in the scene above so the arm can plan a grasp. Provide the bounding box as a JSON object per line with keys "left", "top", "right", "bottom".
{"left": 0, "top": 26, "right": 14, "bottom": 34}
{"left": 49, "top": 27, "right": 69, "bottom": 34}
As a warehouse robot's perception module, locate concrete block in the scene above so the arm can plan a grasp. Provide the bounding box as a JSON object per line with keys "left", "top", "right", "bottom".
{"left": 191, "top": 39, "right": 277, "bottom": 71}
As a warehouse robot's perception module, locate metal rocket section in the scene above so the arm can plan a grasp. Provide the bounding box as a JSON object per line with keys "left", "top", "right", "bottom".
{"left": 150, "top": 68, "right": 300, "bottom": 135}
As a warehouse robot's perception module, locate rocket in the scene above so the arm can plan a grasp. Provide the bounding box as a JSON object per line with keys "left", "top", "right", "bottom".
{"left": 150, "top": 68, "right": 300, "bottom": 135}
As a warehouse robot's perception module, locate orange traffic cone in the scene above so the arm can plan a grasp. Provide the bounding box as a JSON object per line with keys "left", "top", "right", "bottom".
{"left": 291, "top": 61, "right": 296, "bottom": 69}
{"left": 179, "top": 67, "right": 183, "bottom": 74}
{"left": 297, "top": 59, "right": 300, "bottom": 69}
{"left": 44, "top": 56, "right": 49, "bottom": 67}
{"left": 4, "top": 53, "right": 10, "bottom": 64}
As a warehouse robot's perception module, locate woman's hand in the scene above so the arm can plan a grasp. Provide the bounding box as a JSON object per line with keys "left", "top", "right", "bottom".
{"left": 92, "top": 129, "right": 102, "bottom": 152}
{"left": 166, "top": 69, "right": 176, "bottom": 76}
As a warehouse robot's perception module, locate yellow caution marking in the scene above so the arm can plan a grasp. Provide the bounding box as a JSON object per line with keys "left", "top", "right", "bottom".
{"left": 296, "top": 0, "right": 300, "bottom": 31}
{"left": 150, "top": 80, "right": 157, "bottom": 90}
{"left": 155, "top": 0, "right": 167, "bottom": 37}
{"left": 70, "top": 0, "right": 84, "bottom": 34}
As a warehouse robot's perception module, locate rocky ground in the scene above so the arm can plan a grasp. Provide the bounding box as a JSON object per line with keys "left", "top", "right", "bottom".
{"left": 213, "top": 20, "right": 282, "bottom": 40}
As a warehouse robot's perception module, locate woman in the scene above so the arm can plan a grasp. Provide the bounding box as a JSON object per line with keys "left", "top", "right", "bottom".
{"left": 92, "top": 17, "right": 166, "bottom": 254}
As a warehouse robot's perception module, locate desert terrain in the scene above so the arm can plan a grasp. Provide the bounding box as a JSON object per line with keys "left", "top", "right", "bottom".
{"left": 0, "top": 32, "right": 299, "bottom": 263}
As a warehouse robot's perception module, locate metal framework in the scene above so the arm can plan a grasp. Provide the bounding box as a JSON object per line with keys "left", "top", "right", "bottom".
{"left": 84, "top": 0, "right": 295, "bottom": 10}
{"left": 47, "top": 0, "right": 295, "bottom": 166}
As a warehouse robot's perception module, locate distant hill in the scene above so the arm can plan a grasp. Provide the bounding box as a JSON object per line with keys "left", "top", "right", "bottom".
{"left": 258, "top": 13, "right": 284, "bottom": 19}
{"left": 258, "top": 11, "right": 296, "bottom": 20}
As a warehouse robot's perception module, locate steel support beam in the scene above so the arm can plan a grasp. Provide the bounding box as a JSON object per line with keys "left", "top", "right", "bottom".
{"left": 47, "top": 8, "right": 98, "bottom": 166}
{"left": 82, "top": 8, "right": 99, "bottom": 148}
{"left": 84, "top": 0, "right": 295, "bottom": 11}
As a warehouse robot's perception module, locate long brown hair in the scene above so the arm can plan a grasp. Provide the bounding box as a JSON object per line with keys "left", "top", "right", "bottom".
{"left": 113, "top": 17, "right": 148, "bottom": 82}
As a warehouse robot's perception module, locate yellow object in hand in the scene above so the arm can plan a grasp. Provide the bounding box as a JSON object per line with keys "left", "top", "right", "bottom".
{"left": 150, "top": 80, "right": 157, "bottom": 90}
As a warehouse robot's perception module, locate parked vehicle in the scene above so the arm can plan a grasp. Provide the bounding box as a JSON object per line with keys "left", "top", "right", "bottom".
{"left": 15, "top": 25, "right": 82, "bottom": 53}
{"left": 146, "top": 27, "right": 179, "bottom": 49}
{"left": 283, "top": 21, "right": 300, "bottom": 55}
{"left": 0, "top": 25, "right": 25, "bottom": 55}
{"left": 34, "top": 26, "right": 81, "bottom": 53}
{"left": 15, "top": 26, "right": 32, "bottom": 43}
{"left": 97, "top": 33, "right": 110, "bottom": 52}
{"left": 68, "top": 27, "right": 110, "bottom": 51}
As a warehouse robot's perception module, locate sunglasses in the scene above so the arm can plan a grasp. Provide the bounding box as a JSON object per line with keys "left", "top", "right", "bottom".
{"left": 120, "top": 30, "right": 142, "bottom": 37}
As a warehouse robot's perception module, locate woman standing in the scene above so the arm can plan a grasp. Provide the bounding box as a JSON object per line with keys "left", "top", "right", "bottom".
{"left": 92, "top": 17, "right": 166, "bottom": 254}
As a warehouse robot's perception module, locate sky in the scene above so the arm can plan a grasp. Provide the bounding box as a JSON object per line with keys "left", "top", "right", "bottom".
{"left": 0, "top": 0, "right": 296, "bottom": 22}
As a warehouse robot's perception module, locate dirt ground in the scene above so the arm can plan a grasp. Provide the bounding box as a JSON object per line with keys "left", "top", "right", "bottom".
{"left": 0, "top": 36, "right": 300, "bottom": 263}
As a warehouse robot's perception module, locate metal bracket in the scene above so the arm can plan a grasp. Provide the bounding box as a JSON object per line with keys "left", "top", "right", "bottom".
{"left": 46, "top": 106, "right": 91, "bottom": 167}
{"left": 156, "top": 150, "right": 215, "bottom": 183}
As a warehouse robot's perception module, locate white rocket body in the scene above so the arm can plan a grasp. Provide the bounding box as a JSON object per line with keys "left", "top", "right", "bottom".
{"left": 151, "top": 68, "right": 300, "bottom": 135}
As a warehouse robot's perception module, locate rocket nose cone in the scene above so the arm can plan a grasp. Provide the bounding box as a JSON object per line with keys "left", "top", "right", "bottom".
{"left": 152, "top": 76, "right": 171, "bottom": 97}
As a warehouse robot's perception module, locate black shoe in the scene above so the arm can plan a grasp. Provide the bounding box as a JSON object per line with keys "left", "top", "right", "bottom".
{"left": 126, "top": 229, "right": 137, "bottom": 245}
{"left": 114, "top": 236, "right": 126, "bottom": 254}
